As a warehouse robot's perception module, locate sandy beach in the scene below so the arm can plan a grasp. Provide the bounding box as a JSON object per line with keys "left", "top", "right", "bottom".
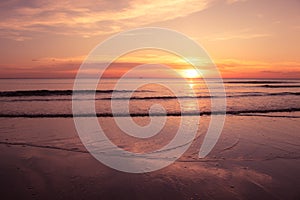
{"left": 0, "top": 113, "right": 299, "bottom": 200}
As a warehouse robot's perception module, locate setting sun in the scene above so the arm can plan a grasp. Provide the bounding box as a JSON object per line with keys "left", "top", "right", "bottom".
{"left": 182, "top": 69, "right": 201, "bottom": 79}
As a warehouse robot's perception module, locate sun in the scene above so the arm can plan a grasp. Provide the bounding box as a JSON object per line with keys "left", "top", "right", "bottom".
{"left": 182, "top": 69, "right": 201, "bottom": 79}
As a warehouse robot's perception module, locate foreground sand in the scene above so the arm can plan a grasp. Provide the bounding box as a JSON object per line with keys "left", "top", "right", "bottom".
{"left": 0, "top": 113, "right": 299, "bottom": 200}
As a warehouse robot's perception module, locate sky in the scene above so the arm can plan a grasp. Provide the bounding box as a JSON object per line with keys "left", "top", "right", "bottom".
{"left": 0, "top": 0, "right": 299, "bottom": 79}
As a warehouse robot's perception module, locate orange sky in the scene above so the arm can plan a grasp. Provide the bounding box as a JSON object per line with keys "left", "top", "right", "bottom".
{"left": 0, "top": 0, "right": 299, "bottom": 79}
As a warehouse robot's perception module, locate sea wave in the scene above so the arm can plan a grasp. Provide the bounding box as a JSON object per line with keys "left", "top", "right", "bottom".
{"left": 0, "top": 108, "right": 299, "bottom": 118}
{"left": 0, "top": 89, "right": 152, "bottom": 97}
{"left": 0, "top": 92, "right": 299, "bottom": 102}
{"left": 259, "top": 85, "right": 300, "bottom": 88}
{"left": 225, "top": 81, "right": 299, "bottom": 84}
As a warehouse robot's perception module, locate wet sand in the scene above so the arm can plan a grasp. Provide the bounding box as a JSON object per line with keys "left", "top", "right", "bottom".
{"left": 0, "top": 113, "right": 299, "bottom": 200}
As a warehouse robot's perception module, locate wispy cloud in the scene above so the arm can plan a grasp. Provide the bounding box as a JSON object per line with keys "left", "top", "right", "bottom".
{"left": 216, "top": 58, "right": 300, "bottom": 78}
{"left": 1, "top": 55, "right": 299, "bottom": 79}
{"left": 217, "top": 58, "right": 300, "bottom": 69}
{"left": 206, "top": 28, "right": 271, "bottom": 41}
{"left": 226, "top": 0, "right": 247, "bottom": 4}
{"left": 0, "top": 0, "right": 213, "bottom": 41}
{"left": 212, "top": 33, "right": 271, "bottom": 41}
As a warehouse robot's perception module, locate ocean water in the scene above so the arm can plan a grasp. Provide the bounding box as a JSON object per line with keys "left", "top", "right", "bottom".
{"left": 0, "top": 78, "right": 299, "bottom": 117}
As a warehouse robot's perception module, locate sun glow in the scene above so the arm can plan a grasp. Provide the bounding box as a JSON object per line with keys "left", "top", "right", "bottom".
{"left": 182, "top": 69, "right": 201, "bottom": 79}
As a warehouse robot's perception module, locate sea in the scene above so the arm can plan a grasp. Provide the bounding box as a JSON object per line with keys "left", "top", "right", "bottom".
{"left": 0, "top": 78, "right": 299, "bottom": 117}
